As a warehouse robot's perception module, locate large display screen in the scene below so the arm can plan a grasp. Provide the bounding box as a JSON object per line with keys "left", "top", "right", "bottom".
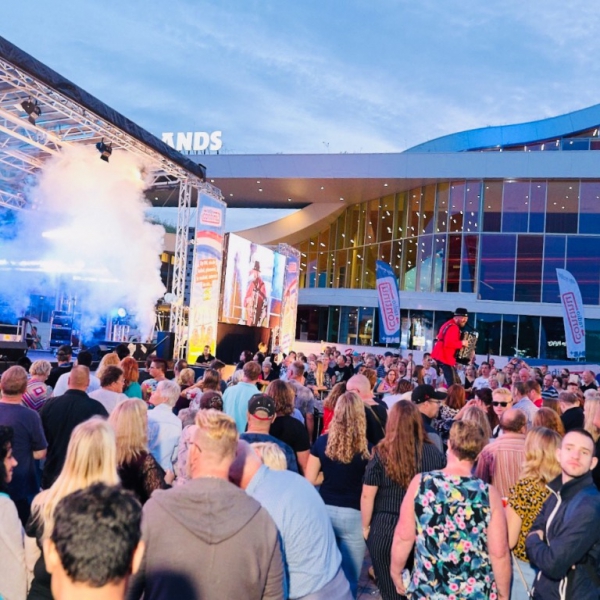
{"left": 220, "top": 233, "right": 285, "bottom": 328}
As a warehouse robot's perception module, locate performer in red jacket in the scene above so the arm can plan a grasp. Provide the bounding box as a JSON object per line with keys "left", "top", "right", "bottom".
{"left": 431, "top": 308, "right": 470, "bottom": 386}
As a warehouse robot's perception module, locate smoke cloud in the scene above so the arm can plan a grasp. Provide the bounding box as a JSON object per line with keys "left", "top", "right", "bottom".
{"left": 0, "top": 144, "right": 166, "bottom": 339}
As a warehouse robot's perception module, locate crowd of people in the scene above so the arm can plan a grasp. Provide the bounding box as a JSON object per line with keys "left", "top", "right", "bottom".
{"left": 1, "top": 328, "right": 600, "bottom": 599}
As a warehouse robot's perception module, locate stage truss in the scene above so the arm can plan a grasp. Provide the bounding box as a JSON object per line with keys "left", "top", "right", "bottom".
{"left": 0, "top": 37, "right": 223, "bottom": 356}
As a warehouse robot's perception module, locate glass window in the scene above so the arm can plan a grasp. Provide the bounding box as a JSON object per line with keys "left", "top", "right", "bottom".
{"left": 464, "top": 181, "right": 481, "bottom": 234}
{"left": 316, "top": 251, "right": 328, "bottom": 288}
{"left": 517, "top": 315, "right": 540, "bottom": 358}
{"left": 418, "top": 235, "right": 433, "bottom": 292}
{"left": 363, "top": 245, "right": 377, "bottom": 290}
{"left": 432, "top": 235, "right": 447, "bottom": 292}
{"left": 298, "top": 241, "right": 309, "bottom": 288}
{"left": 579, "top": 181, "right": 600, "bottom": 234}
{"left": 585, "top": 319, "right": 600, "bottom": 363}
{"left": 422, "top": 185, "right": 436, "bottom": 235}
{"left": 307, "top": 251, "right": 317, "bottom": 287}
{"left": 378, "top": 195, "right": 395, "bottom": 243}
{"left": 448, "top": 182, "right": 465, "bottom": 233}
{"left": 474, "top": 313, "right": 501, "bottom": 356}
{"left": 407, "top": 188, "right": 422, "bottom": 237}
{"left": 562, "top": 138, "right": 589, "bottom": 151}
{"left": 435, "top": 183, "right": 449, "bottom": 233}
{"left": 408, "top": 310, "right": 434, "bottom": 352}
{"left": 567, "top": 237, "right": 600, "bottom": 305}
{"left": 364, "top": 199, "right": 379, "bottom": 246}
{"left": 546, "top": 181, "right": 578, "bottom": 233}
{"left": 400, "top": 309, "right": 410, "bottom": 350}
{"left": 501, "top": 314, "right": 518, "bottom": 357}
{"left": 479, "top": 234, "right": 516, "bottom": 301}
{"left": 540, "top": 317, "right": 568, "bottom": 360}
{"left": 446, "top": 235, "right": 461, "bottom": 293}
{"left": 502, "top": 181, "right": 529, "bottom": 232}
{"left": 391, "top": 240, "right": 403, "bottom": 282}
{"left": 328, "top": 307, "right": 340, "bottom": 342}
{"left": 402, "top": 238, "right": 417, "bottom": 291}
{"left": 529, "top": 181, "right": 546, "bottom": 233}
{"left": 349, "top": 248, "right": 363, "bottom": 290}
{"left": 358, "top": 307, "right": 375, "bottom": 346}
{"left": 434, "top": 311, "right": 454, "bottom": 337}
{"left": 346, "top": 205, "right": 360, "bottom": 246}
{"left": 336, "top": 212, "right": 346, "bottom": 249}
{"left": 515, "top": 235, "right": 543, "bottom": 302}
{"left": 339, "top": 307, "right": 358, "bottom": 344}
{"left": 542, "top": 236, "right": 565, "bottom": 303}
{"left": 396, "top": 192, "right": 408, "bottom": 238}
{"left": 460, "top": 235, "right": 478, "bottom": 293}
{"left": 379, "top": 241, "right": 391, "bottom": 265}
{"left": 483, "top": 181, "right": 502, "bottom": 232}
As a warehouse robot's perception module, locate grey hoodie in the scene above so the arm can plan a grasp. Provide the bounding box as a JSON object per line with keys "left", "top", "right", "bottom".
{"left": 128, "top": 477, "right": 284, "bottom": 600}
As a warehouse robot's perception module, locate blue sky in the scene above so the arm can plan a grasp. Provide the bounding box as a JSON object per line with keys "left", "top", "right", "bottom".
{"left": 4, "top": 1, "right": 600, "bottom": 156}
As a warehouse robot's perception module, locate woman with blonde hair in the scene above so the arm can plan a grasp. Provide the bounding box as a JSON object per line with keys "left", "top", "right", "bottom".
{"left": 305, "top": 391, "right": 372, "bottom": 597}
{"left": 251, "top": 442, "right": 287, "bottom": 470}
{"left": 461, "top": 404, "right": 493, "bottom": 442}
{"left": 584, "top": 390, "right": 600, "bottom": 442}
{"left": 95, "top": 352, "right": 120, "bottom": 381}
{"left": 26, "top": 418, "right": 120, "bottom": 599}
{"left": 533, "top": 406, "right": 565, "bottom": 436}
{"left": 361, "top": 401, "right": 446, "bottom": 600}
{"left": 22, "top": 359, "right": 52, "bottom": 411}
{"left": 109, "top": 399, "right": 171, "bottom": 503}
{"left": 506, "top": 427, "right": 562, "bottom": 598}
{"left": 120, "top": 356, "right": 142, "bottom": 399}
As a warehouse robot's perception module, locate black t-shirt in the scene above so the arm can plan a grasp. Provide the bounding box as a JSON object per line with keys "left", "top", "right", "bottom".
{"left": 364, "top": 403, "right": 388, "bottom": 446}
{"left": 46, "top": 363, "right": 73, "bottom": 389}
{"left": 310, "top": 434, "right": 371, "bottom": 510}
{"left": 40, "top": 389, "right": 108, "bottom": 489}
{"left": 269, "top": 415, "right": 310, "bottom": 455}
{"left": 195, "top": 353, "right": 215, "bottom": 365}
{"left": 326, "top": 364, "right": 353, "bottom": 383}
{"left": 561, "top": 405, "right": 585, "bottom": 433}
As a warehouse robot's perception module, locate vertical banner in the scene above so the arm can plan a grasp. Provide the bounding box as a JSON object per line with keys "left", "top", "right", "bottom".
{"left": 187, "top": 193, "right": 226, "bottom": 363}
{"left": 556, "top": 268, "right": 586, "bottom": 359}
{"left": 376, "top": 260, "right": 401, "bottom": 344}
{"left": 277, "top": 244, "right": 300, "bottom": 355}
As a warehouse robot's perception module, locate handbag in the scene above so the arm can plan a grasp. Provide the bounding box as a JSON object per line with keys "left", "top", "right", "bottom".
{"left": 512, "top": 552, "right": 533, "bottom": 598}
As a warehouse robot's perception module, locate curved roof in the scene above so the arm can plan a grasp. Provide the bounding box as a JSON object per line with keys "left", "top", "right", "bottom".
{"left": 405, "top": 103, "right": 600, "bottom": 153}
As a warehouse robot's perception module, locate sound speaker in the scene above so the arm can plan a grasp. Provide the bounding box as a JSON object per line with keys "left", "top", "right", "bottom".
{"left": 0, "top": 341, "right": 28, "bottom": 362}
{"left": 155, "top": 332, "right": 175, "bottom": 361}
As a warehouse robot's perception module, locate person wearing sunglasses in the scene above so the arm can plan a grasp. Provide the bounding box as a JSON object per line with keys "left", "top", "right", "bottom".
{"left": 491, "top": 388, "right": 514, "bottom": 438}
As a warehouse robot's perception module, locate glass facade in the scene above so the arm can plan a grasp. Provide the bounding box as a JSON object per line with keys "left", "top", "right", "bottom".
{"left": 295, "top": 179, "right": 600, "bottom": 305}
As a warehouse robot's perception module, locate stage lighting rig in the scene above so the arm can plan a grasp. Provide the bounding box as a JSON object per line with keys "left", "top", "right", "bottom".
{"left": 96, "top": 139, "right": 113, "bottom": 162}
{"left": 21, "top": 97, "right": 42, "bottom": 125}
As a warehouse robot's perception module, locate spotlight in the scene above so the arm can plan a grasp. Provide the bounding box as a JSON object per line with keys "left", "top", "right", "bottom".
{"left": 21, "top": 97, "right": 42, "bottom": 125}
{"left": 96, "top": 139, "right": 113, "bottom": 162}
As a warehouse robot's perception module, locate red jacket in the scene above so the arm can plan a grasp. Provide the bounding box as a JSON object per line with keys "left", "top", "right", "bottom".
{"left": 431, "top": 319, "right": 463, "bottom": 367}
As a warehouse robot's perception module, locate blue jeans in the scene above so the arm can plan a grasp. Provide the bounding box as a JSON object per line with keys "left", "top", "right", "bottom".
{"left": 325, "top": 505, "right": 365, "bottom": 598}
{"left": 512, "top": 557, "right": 536, "bottom": 600}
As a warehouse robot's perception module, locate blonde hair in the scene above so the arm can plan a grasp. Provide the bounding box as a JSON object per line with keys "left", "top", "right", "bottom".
{"left": 584, "top": 392, "right": 600, "bottom": 442}
{"left": 315, "top": 360, "right": 326, "bottom": 388}
{"left": 33, "top": 418, "right": 119, "bottom": 539}
{"left": 108, "top": 399, "right": 148, "bottom": 464}
{"left": 195, "top": 409, "right": 238, "bottom": 462}
{"left": 492, "top": 387, "right": 512, "bottom": 402}
{"left": 178, "top": 368, "right": 196, "bottom": 387}
{"left": 251, "top": 442, "right": 287, "bottom": 470}
{"left": 461, "top": 405, "right": 492, "bottom": 441}
{"left": 520, "top": 427, "right": 562, "bottom": 485}
{"left": 95, "top": 352, "right": 120, "bottom": 380}
{"left": 325, "top": 392, "right": 370, "bottom": 464}
{"left": 449, "top": 420, "right": 486, "bottom": 462}
{"left": 30, "top": 360, "right": 52, "bottom": 378}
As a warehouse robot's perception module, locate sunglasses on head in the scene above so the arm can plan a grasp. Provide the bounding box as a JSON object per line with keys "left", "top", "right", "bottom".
{"left": 492, "top": 401, "right": 510, "bottom": 407}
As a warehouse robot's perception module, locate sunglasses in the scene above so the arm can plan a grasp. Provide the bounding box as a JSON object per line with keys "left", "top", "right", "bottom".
{"left": 492, "top": 401, "right": 510, "bottom": 407}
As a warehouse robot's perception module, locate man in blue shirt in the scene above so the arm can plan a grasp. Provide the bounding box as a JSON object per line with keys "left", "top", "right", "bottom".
{"left": 231, "top": 441, "right": 352, "bottom": 600}
{"left": 223, "top": 361, "right": 261, "bottom": 433}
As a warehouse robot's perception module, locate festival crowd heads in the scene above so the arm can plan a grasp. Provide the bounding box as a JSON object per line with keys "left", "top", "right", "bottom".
{"left": 2, "top": 315, "right": 600, "bottom": 599}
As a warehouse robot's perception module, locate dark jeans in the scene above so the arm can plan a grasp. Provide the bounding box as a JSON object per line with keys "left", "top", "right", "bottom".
{"left": 438, "top": 361, "right": 459, "bottom": 387}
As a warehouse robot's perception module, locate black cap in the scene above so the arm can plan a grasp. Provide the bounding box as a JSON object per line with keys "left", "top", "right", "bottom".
{"left": 454, "top": 308, "right": 468, "bottom": 317}
{"left": 412, "top": 384, "right": 447, "bottom": 405}
{"left": 248, "top": 393, "right": 276, "bottom": 418}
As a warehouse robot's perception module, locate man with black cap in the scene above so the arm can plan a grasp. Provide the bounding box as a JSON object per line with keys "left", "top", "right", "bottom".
{"left": 431, "top": 308, "right": 470, "bottom": 386}
{"left": 240, "top": 394, "right": 299, "bottom": 473}
{"left": 412, "top": 384, "right": 445, "bottom": 452}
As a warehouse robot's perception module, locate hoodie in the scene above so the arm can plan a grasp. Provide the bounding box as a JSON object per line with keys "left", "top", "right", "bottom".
{"left": 128, "top": 477, "right": 284, "bottom": 600}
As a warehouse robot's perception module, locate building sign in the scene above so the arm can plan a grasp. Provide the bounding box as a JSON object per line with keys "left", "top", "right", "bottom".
{"left": 162, "top": 131, "right": 222, "bottom": 152}
{"left": 556, "top": 268, "right": 586, "bottom": 359}
{"left": 187, "top": 193, "right": 227, "bottom": 363}
{"left": 376, "top": 260, "right": 401, "bottom": 344}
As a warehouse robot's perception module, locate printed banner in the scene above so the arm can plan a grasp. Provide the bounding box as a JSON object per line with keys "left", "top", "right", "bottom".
{"left": 277, "top": 244, "right": 300, "bottom": 355}
{"left": 187, "top": 193, "right": 226, "bottom": 363}
{"left": 376, "top": 260, "right": 401, "bottom": 344}
{"left": 556, "top": 268, "right": 586, "bottom": 359}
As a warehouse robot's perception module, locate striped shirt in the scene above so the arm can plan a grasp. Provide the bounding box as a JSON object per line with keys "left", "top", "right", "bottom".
{"left": 474, "top": 432, "right": 526, "bottom": 498}
{"left": 541, "top": 386, "right": 559, "bottom": 401}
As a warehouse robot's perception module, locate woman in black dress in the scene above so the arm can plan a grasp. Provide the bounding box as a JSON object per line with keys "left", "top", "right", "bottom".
{"left": 361, "top": 400, "right": 446, "bottom": 600}
{"left": 109, "top": 399, "right": 171, "bottom": 504}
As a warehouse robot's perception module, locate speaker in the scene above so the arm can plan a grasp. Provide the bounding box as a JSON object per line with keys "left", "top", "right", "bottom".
{"left": 0, "top": 341, "right": 28, "bottom": 362}
{"left": 155, "top": 332, "right": 175, "bottom": 361}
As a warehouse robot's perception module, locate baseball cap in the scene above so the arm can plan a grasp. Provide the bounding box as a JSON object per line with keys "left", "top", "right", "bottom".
{"left": 454, "top": 308, "right": 468, "bottom": 317}
{"left": 412, "top": 384, "right": 447, "bottom": 405}
{"left": 248, "top": 393, "right": 276, "bottom": 419}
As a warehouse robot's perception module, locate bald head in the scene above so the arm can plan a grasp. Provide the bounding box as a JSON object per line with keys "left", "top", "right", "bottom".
{"left": 229, "top": 440, "right": 262, "bottom": 489}
{"left": 67, "top": 366, "right": 90, "bottom": 391}
{"left": 500, "top": 408, "right": 527, "bottom": 433}
{"left": 346, "top": 374, "right": 372, "bottom": 400}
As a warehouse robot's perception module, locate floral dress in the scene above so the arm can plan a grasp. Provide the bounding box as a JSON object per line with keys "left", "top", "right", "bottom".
{"left": 408, "top": 471, "right": 496, "bottom": 600}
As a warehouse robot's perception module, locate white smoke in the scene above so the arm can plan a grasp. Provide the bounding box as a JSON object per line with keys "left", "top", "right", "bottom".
{"left": 0, "top": 144, "right": 166, "bottom": 338}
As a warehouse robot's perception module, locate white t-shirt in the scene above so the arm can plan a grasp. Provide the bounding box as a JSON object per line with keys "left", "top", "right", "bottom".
{"left": 472, "top": 376, "right": 491, "bottom": 390}
{"left": 89, "top": 388, "right": 128, "bottom": 414}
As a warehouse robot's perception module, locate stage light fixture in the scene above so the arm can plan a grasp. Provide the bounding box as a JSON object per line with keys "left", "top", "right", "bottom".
{"left": 21, "top": 97, "right": 42, "bottom": 125}
{"left": 96, "top": 139, "right": 113, "bottom": 162}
